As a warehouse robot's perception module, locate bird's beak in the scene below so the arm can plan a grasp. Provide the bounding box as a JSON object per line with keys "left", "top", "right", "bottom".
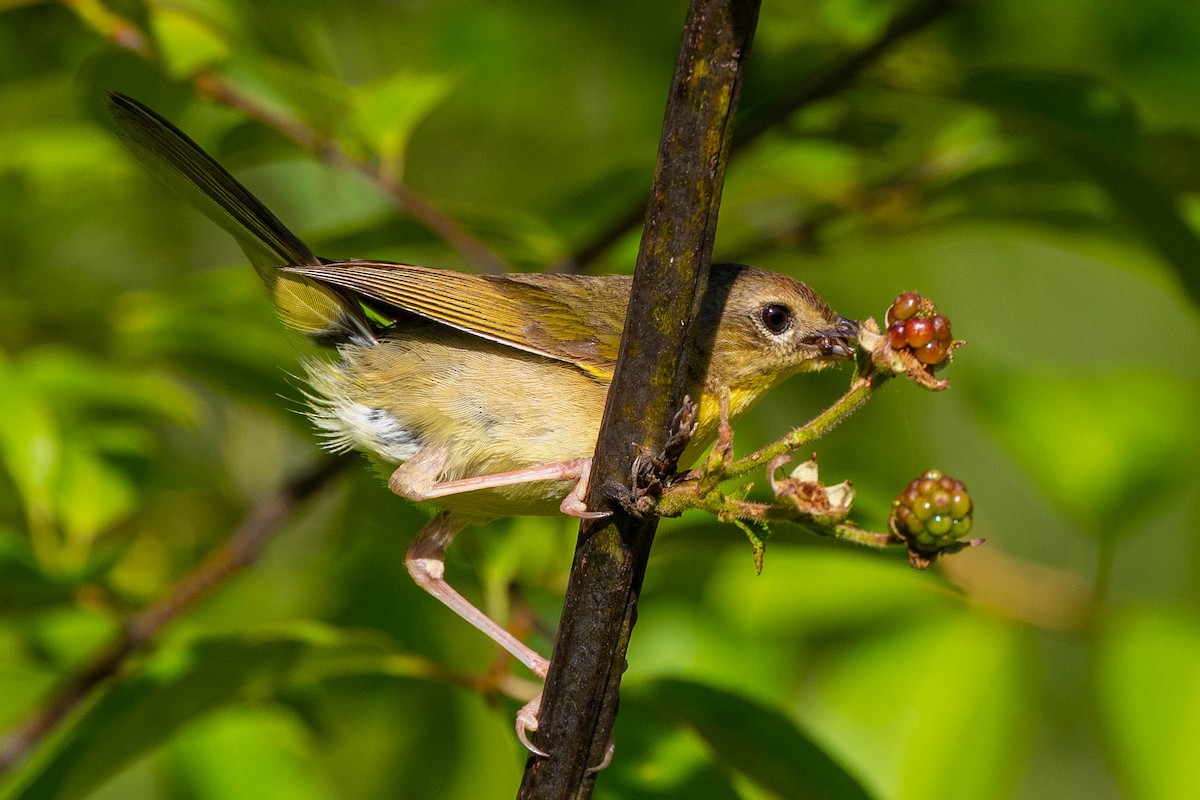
{"left": 804, "top": 316, "right": 859, "bottom": 361}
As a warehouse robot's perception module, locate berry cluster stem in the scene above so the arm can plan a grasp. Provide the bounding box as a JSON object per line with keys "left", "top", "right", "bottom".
{"left": 724, "top": 368, "right": 889, "bottom": 480}
{"left": 655, "top": 365, "right": 890, "bottom": 518}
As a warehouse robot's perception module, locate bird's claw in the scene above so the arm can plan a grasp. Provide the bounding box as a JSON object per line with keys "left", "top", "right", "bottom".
{"left": 516, "top": 692, "right": 549, "bottom": 757}
{"left": 514, "top": 690, "right": 615, "bottom": 773}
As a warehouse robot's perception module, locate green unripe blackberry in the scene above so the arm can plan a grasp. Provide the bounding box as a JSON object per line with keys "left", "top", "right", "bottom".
{"left": 890, "top": 469, "right": 974, "bottom": 552}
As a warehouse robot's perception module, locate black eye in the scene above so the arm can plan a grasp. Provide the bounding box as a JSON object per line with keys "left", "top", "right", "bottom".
{"left": 759, "top": 303, "right": 792, "bottom": 334}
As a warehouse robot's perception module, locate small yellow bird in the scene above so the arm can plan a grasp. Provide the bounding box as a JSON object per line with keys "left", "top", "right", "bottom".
{"left": 107, "top": 93, "right": 857, "bottom": 752}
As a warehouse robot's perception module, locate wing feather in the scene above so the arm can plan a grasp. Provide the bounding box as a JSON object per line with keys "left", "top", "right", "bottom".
{"left": 284, "top": 261, "right": 627, "bottom": 379}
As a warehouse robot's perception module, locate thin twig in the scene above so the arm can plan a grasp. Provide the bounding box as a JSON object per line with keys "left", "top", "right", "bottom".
{"left": 62, "top": 0, "right": 510, "bottom": 275}
{"left": 0, "top": 455, "right": 352, "bottom": 776}
{"left": 556, "top": 0, "right": 964, "bottom": 274}
{"left": 191, "top": 74, "right": 511, "bottom": 274}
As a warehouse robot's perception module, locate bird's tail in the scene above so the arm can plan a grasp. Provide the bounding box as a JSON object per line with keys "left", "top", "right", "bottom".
{"left": 106, "top": 92, "right": 369, "bottom": 341}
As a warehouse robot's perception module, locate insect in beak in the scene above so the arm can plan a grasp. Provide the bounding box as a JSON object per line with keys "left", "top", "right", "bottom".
{"left": 804, "top": 316, "right": 859, "bottom": 361}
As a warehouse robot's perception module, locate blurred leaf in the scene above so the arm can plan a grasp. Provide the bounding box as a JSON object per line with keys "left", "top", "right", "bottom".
{"left": 20, "top": 349, "right": 196, "bottom": 427}
{"left": 1, "top": 624, "right": 412, "bottom": 800}
{"left": 605, "top": 693, "right": 751, "bottom": 800}
{"left": 1096, "top": 609, "right": 1200, "bottom": 800}
{"left": 964, "top": 367, "right": 1199, "bottom": 537}
{"left": 961, "top": 68, "right": 1200, "bottom": 307}
{"left": 344, "top": 71, "right": 457, "bottom": 179}
{"left": 53, "top": 441, "right": 136, "bottom": 559}
{"left": 963, "top": 69, "right": 1139, "bottom": 153}
{"left": 634, "top": 679, "right": 871, "bottom": 800}
{"left": 149, "top": 8, "right": 230, "bottom": 80}
{"left": 705, "top": 548, "right": 952, "bottom": 636}
{"left": 1143, "top": 129, "right": 1200, "bottom": 193}
{"left": 0, "top": 361, "right": 61, "bottom": 557}
{"left": 0, "top": 531, "right": 78, "bottom": 614}
{"left": 799, "top": 613, "right": 1033, "bottom": 800}
{"left": 112, "top": 269, "right": 307, "bottom": 410}
{"left": 162, "top": 707, "right": 331, "bottom": 800}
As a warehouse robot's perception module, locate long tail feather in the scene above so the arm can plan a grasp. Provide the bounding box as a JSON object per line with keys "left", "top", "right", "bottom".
{"left": 106, "top": 92, "right": 369, "bottom": 341}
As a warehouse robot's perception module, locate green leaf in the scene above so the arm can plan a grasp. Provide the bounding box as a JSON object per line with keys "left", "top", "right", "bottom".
{"left": 53, "top": 442, "right": 136, "bottom": 562}
{"left": 149, "top": 8, "right": 230, "bottom": 80}
{"left": 344, "top": 71, "right": 457, "bottom": 179}
{"left": 732, "top": 518, "right": 768, "bottom": 574}
{"left": 163, "top": 708, "right": 332, "bottom": 800}
{"left": 963, "top": 367, "right": 1199, "bottom": 537}
{"left": 960, "top": 68, "right": 1200, "bottom": 308}
{"left": 1, "top": 624, "right": 404, "bottom": 800}
{"left": 0, "top": 531, "right": 78, "bottom": 615}
{"left": 705, "top": 548, "right": 951, "bottom": 637}
{"left": 0, "top": 362, "right": 61, "bottom": 559}
{"left": 1096, "top": 609, "right": 1200, "bottom": 800}
{"left": 798, "top": 613, "right": 1033, "bottom": 800}
{"left": 962, "top": 69, "right": 1139, "bottom": 154}
{"left": 19, "top": 350, "right": 196, "bottom": 428}
{"left": 633, "top": 679, "right": 871, "bottom": 800}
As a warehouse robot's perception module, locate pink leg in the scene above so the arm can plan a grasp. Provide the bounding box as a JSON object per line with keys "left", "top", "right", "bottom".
{"left": 405, "top": 512, "right": 552, "bottom": 755}
{"left": 391, "top": 454, "right": 609, "bottom": 520}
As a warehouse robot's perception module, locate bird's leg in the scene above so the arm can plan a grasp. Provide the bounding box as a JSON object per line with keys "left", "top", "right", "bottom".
{"left": 390, "top": 450, "right": 608, "bottom": 520}
{"left": 405, "top": 511, "right": 552, "bottom": 755}
{"left": 393, "top": 450, "right": 612, "bottom": 758}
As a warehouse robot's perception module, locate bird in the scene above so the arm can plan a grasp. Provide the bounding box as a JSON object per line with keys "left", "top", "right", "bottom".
{"left": 106, "top": 91, "right": 858, "bottom": 755}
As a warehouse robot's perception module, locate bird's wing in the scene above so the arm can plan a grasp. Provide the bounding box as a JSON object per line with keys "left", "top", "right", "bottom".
{"left": 284, "top": 261, "right": 626, "bottom": 380}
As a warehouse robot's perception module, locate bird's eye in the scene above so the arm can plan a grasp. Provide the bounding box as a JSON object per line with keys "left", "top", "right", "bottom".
{"left": 759, "top": 303, "right": 792, "bottom": 335}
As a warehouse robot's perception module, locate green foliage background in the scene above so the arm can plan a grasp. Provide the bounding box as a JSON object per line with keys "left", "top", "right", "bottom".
{"left": 1, "top": 0, "right": 1198, "bottom": 798}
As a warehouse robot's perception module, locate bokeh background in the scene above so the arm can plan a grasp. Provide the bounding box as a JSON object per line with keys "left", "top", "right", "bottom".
{"left": 1, "top": 0, "right": 1198, "bottom": 798}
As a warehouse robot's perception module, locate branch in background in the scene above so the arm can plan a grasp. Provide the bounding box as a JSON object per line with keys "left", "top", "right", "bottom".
{"left": 62, "top": 0, "right": 511, "bottom": 275}
{"left": 0, "top": 455, "right": 353, "bottom": 776}
{"left": 721, "top": 141, "right": 998, "bottom": 263}
{"left": 556, "top": 0, "right": 965, "bottom": 274}
{"left": 190, "top": 74, "right": 511, "bottom": 275}
{"left": 517, "top": 1, "right": 762, "bottom": 796}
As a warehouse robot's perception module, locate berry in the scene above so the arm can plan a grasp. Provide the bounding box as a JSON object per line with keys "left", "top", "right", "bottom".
{"left": 890, "top": 469, "right": 974, "bottom": 553}
{"left": 905, "top": 317, "right": 934, "bottom": 347}
{"left": 887, "top": 292, "right": 921, "bottom": 324}
{"left": 915, "top": 340, "right": 948, "bottom": 365}
{"left": 882, "top": 292, "right": 957, "bottom": 369}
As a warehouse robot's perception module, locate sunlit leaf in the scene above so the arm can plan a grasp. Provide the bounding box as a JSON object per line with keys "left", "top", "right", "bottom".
{"left": 964, "top": 367, "right": 1198, "bottom": 536}
{"left": 149, "top": 9, "right": 230, "bottom": 80}
{"left": 345, "top": 71, "right": 457, "bottom": 178}
{"left": 798, "top": 613, "right": 1033, "bottom": 800}
{"left": 53, "top": 442, "right": 136, "bottom": 561}
{"left": 706, "top": 548, "right": 952, "bottom": 636}
{"left": 0, "top": 362, "right": 61, "bottom": 556}
{"left": 163, "top": 708, "right": 332, "bottom": 800}
{"left": 1096, "top": 609, "right": 1200, "bottom": 800}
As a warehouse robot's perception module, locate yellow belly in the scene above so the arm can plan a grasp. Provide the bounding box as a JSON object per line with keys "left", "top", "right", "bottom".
{"left": 304, "top": 323, "right": 610, "bottom": 518}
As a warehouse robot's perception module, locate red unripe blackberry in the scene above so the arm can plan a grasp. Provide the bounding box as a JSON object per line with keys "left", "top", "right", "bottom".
{"left": 887, "top": 292, "right": 921, "bottom": 324}
{"left": 915, "top": 340, "right": 949, "bottom": 365}
{"left": 931, "top": 314, "right": 951, "bottom": 342}
{"left": 905, "top": 317, "right": 934, "bottom": 347}
{"left": 883, "top": 293, "right": 956, "bottom": 369}
{"left": 890, "top": 469, "right": 974, "bottom": 552}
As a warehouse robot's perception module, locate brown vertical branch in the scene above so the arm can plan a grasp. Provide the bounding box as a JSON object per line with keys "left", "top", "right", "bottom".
{"left": 556, "top": 0, "right": 963, "bottom": 274}
{"left": 517, "top": 1, "right": 761, "bottom": 797}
